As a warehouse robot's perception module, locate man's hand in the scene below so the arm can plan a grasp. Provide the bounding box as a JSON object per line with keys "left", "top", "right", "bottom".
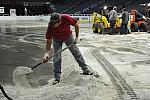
{"left": 43, "top": 52, "right": 49, "bottom": 63}
{"left": 74, "top": 37, "right": 80, "bottom": 44}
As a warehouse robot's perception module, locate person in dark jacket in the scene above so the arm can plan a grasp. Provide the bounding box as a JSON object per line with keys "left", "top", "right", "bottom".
{"left": 120, "top": 8, "right": 129, "bottom": 35}
{"left": 42, "top": 12, "right": 93, "bottom": 85}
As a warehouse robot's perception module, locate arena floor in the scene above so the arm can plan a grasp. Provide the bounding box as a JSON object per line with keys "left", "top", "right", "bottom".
{"left": 0, "top": 21, "right": 150, "bottom": 100}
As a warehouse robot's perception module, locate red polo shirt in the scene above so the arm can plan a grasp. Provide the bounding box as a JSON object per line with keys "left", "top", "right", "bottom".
{"left": 46, "top": 14, "right": 77, "bottom": 41}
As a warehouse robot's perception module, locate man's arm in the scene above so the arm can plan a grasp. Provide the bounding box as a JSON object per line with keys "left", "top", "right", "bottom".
{"left": 74, "top": 22, "right": 80, "bottom": 44}
{"left": 74, "top": 22, "right": 79, "bottom": 39}
{"left": 43, "top": 39, "right": 52, "bottom": 63}
{"left": 122, "top": 12, "right": 125, "bottom": 20}
{"left": 46, "top": 39, "right": 52, "bottom": 53}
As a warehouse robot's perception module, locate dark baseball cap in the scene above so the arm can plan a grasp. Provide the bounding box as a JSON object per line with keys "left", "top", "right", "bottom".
{"left": 50, "top": 12, "right": 61, "bottom": 24}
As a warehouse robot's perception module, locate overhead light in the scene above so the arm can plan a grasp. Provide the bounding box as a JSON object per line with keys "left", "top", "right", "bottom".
{"left": 104, "top": 6, "right": 107, "bottom": 9}
{"left": 148, "top": 3, "right": 150, "bottom": 6}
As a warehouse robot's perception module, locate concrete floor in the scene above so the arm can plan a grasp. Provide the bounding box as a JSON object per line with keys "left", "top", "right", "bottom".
{"left": 0, "top": 20, "right": 53, "bottom": 86}
{"left": 0, "top": 21, "right": 150, "bottom": 100}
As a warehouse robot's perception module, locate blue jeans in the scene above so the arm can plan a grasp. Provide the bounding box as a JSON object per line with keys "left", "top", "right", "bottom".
{"left": 121, "top": 23, "right": 128, "bottom": 35}
{"left": 110, "top": 20, "right": 115, "bottom": 34}
{"left": 53, "top": 34, "right": 88, "bottom": 80}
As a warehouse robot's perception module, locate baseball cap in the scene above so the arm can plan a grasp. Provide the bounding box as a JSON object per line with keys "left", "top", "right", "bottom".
{"left": 50, "top": 12, "right": 61, "bottom": 24}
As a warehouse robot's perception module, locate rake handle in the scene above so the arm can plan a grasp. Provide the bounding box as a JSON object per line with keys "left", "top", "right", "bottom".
{"left": 31, "top": 44, "right": 74, "bottom": 70}
{"left": 31, "top": 62, "right": 43, "bottom": 70}
{"left": 0, "top": 84, "right": 13, "bottom": 100}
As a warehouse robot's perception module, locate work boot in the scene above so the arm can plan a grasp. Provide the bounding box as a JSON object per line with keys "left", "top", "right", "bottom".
{"left": 52, "top": 79, "right": 60, "bottom": 85}
{"left": 83, "top": 69, "right": 93, "bottom": 75}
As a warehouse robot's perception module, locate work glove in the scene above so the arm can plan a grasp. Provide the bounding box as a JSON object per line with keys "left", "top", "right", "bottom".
{"left": 74, "top": 37, "right": 80, "bottom": 44}
{"left": 43, "top": 52, "right": 49, "bottom": 63}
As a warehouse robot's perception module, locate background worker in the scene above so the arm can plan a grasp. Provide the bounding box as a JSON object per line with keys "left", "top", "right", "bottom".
{"left": 43, "top": 12, "right": 93, "bottom": 85}
{"left": 120, "top": 8, "right": 129, "bottom": 35}
{"left": 108, "top": 6, "right": 117, "bottom": 35}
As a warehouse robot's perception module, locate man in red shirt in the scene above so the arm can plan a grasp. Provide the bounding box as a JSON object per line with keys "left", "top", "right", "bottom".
{"left": 43, "top": 13, "right": 93, "bottom": 85}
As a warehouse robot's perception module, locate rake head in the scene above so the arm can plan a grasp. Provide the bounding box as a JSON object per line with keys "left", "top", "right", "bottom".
{"left": 13, "top": 66, "right": 33, "bottom": 76}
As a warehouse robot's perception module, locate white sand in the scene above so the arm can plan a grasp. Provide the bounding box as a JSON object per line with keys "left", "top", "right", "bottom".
{"left": 1, "top": 27, "right": 150, "bottom": 100}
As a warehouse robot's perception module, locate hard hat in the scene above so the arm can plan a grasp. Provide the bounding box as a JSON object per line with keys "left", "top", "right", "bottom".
{"left": 50, "top": 12, "right": 61, "bottom": 24}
